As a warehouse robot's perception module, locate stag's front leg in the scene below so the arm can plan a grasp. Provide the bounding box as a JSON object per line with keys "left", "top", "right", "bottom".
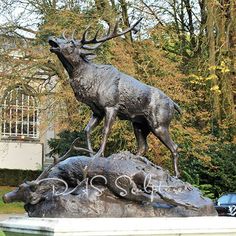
{"left": 94, "top": 107, "right": 117, "bottom": 158}
{"left": 85, "top": 114, "right": 103, "bottom": 157}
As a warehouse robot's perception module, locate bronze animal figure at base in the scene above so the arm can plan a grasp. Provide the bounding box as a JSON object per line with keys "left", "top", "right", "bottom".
{"left": 48, "top": 19, "right": 181, "bottom": 177}
{"left": 2, "top": 152, "right": 217, "bottom": 218}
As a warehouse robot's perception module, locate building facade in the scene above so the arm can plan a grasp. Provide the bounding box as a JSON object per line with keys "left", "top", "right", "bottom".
{"left": 0, "top": 34, "right": 55, "bottom": 171}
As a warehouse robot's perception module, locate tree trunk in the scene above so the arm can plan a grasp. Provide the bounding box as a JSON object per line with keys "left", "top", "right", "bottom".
{"left": 228, "top": 0, "right": 236, "bottom": 117}
{"left": 180, "top": 0, "right": 186, "bottom": 55}
{"left": 183, "top": 0, "right": 195, "bottom": 49}
{"left": 206, "top": 0, "right": 221, "bottom": 121}
{"left": 119, "top": 0, "right": 132, "bottom": 41}
{"left": 198, "top": 0, "right": 207, "bottom": 54}
{"left": 215, "top": 0, "right": 235, "bottom": 119}
{"left": 172, "top": 0, "right": 181, "bottom": 42}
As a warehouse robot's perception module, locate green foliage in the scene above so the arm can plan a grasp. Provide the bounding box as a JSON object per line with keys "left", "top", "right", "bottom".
{"left": 197, "top": 184, "right": 215, "bottom": 199}
{"left": 47, "top": 130, "right": 87, "bottom": 157}
{"left": 206, "top": 143, "right": 236, "bottom": 196}
{"left": 180, "top": 142, "right": 236, "bottom": 199}
{"left": 0, "top": 170, "right": 41, "bottom": 187}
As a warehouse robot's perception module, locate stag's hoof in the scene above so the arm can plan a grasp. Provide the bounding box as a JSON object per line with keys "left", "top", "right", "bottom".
{"left": 173, "top": 170, "right": 180, "bottom": 179}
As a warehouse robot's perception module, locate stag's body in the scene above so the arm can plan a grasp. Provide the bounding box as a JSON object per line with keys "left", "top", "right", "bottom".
{"left": 49, "top": 19, "right": 181, "bottom": 177}
{"left": 71, "top": 62, "right": 171, "bottom": 120}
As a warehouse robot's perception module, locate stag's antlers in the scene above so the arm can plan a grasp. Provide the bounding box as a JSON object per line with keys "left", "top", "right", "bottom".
{"left": 80, "top": 18, "right": 142, "bottom": 50}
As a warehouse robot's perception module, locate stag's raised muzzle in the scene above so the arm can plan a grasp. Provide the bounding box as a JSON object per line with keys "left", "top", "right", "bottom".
{"left": 48, "top": 37, "right": 66, "bottom": 53}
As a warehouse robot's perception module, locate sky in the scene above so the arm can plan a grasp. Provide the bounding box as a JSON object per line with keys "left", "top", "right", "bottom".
{"left": 0, "top": 1, "right": 39, "bottom": 38}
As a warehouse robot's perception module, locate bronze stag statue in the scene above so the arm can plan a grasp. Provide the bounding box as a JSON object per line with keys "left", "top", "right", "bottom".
{"left": 48, "top": 19, "right": 181, "bottom": 177}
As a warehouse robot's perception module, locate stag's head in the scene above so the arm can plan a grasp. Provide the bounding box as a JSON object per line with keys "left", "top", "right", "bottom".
{"left": 48, "top": 34, "right": 82, "bottom": 74}
{"left": 48, "top": 19, "right": 142, "bottom": 73}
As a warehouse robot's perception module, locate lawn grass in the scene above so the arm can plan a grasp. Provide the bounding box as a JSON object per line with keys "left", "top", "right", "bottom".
{"left": 0, "top": 186, "right": 24, "bottom": 214}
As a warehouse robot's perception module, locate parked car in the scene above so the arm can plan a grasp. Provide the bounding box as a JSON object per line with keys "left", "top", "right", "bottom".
{"left": 215, "top": 193, "right": 236, "bottom": 216}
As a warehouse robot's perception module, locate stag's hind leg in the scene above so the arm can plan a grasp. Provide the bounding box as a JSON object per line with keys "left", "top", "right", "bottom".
{"left": 153, "top": 126, "right": 180, "bottom": 178}
{"left": 133, "top": 122, "right": 150, "bottom": 156}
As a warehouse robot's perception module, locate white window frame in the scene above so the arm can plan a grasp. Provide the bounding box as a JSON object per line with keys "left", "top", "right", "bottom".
{"left": 1, "top": 86, "right": 39, "bottom": 140}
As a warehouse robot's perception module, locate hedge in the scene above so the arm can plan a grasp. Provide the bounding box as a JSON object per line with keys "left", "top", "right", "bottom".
{"left": 0, "top": 169, "right": 42, "bottom": 186}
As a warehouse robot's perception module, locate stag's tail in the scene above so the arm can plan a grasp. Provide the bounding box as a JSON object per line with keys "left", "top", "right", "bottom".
{"left": 174, "top": 102, "right": 182, "bottom": 115}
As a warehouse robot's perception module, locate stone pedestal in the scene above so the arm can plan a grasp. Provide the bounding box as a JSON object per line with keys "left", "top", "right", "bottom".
{"left": 1, "top": 216, "right": 236, "bottom": 236}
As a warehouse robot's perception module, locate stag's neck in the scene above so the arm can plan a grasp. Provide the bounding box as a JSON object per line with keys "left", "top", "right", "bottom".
{"left": 66, "top": 66, "right": 73, "bottom": 77}
{"left": 56, "top": 54, "right": 73, "bottom": 77}
{"left": 70, "top": 60, "right": 93, "bottom": 80}
{"left": 69, "top": 62, "right": 101, "bottom": 105}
